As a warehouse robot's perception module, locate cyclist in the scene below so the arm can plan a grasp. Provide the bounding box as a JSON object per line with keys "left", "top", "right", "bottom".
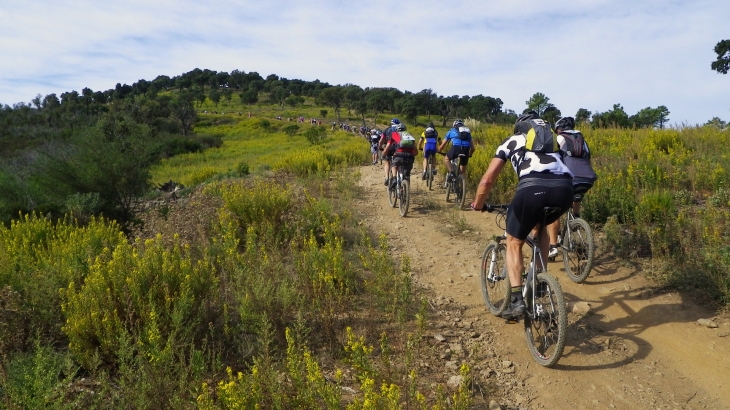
{"left": 470, "top": 111, "right": 574, "bottom": 318}
{"left": 418, "top": 122, "right": 441, "bottom": 179}
{"left": 379, "top": 118, "right": 402, "bottom": 185}
{"left": 382, "top": 123, "right": 416, "bottom": 186}
{"left": 370, "top": 129, "right": 381, "bottom": 165}
{"left": 437, "top": 119, "right": 475, "bottom": 184}
{"left": 546, "top": 116, "right": 598, "bottom": 258}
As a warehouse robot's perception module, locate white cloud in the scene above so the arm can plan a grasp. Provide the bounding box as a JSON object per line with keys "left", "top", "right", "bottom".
{"left": 1, "top": 0, "right": 728, "bottom": 123}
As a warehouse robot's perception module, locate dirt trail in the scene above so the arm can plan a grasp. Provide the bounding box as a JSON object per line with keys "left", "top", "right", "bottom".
{"left": 352, "top": 162, "right": 730, "bottom": 409}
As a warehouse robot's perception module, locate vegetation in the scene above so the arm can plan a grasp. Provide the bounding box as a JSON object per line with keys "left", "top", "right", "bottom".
{"left": 1, "top": 66, "right": 730, "bottom": 407}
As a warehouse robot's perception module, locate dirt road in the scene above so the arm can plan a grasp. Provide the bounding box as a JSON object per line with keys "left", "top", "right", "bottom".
{"left": 353, "top": 162, "right": 730, "bottom": 409}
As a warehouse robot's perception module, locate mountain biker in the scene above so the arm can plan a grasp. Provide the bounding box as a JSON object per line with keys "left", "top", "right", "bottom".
{"left": 382, "top": 123, "right": 417, "bottom": 187}
{"left": 546, "top": 116, "right": 598, "bottom": 258}
{"left": 380, "top": 118, "right": 402, "bottom": 185}
{"left": 418, "top": 122, "right": 441, "bottom": 179}
{"left": 438, "top": 119, "right": 475, "bottom": 183}
{"left": 470, "top": 111, "right": 574, "bottom": 318}
{"left": 370, "top": 129, "right": 381, "bottom": 165}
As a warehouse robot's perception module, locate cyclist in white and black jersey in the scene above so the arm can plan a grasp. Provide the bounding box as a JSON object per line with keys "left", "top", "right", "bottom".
{"left": 471, "top": 111, "right": 574, "bottom": 318}
{"left": 369, "top": 129, "right": 381, "bottom": 164}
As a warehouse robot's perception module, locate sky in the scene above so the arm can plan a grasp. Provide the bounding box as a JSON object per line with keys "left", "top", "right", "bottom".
{"left": 1, "top": 0, "right": 728, "bottom": 125}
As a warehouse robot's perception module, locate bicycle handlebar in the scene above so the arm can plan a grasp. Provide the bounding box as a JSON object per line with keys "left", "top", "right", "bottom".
{"left": 483, "top": 203, "right": 510, "bottom": 213}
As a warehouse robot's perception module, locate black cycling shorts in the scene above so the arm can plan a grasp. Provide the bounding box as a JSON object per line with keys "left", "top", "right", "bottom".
{"left": 446, "top": 146, "right": 471, "bottom": 166}
{"left": 391, "top": 156, "right": 414, "bottom": 174}
{"left": 572, "top": 178, "right": 594, "bottom": 202}
{"left": 506, "top": 176, "right": 573, "bottom": 240}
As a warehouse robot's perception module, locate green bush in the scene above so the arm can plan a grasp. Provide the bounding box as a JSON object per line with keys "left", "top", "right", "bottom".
{"left": 304, "top": 126, "right": 328, "bottom": 145}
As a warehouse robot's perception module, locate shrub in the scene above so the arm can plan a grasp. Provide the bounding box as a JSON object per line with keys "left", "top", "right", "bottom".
{"left": 304, "top": 126, "right": 328, "bottom": 145}
{"left": 236, "top": 161, "right": 250, "bottom": 176}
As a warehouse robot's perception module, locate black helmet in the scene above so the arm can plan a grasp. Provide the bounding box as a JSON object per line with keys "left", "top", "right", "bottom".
{"left": 555, "top": 116, "right": 575, "bottom": 131}
{"left": 427, "top": 122, "right": 435, "bottom": 128}
{"left": 514, "top": 110, "right": 539, "bottom": 134}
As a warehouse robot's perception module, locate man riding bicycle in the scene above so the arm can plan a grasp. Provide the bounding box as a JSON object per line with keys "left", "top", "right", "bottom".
{"left": 370, "top": 129, "right": 381, "bottom": 165}
{"left": 380, "top": 118, "right": 402, "bottom": 185}
{"left": 438, "top": 119, "right": 475, "bottom": 183}
{"left": 382, "top": 123, "right": 416, "bottom": 186}
{"left": 471, "top": 111, "right": 574, "bottom": 318}
{"left": 546, "top": 116, "right": 598, "bottom": 258}
{"left": 418, "top": 122, "right": 441, "bottom": 179}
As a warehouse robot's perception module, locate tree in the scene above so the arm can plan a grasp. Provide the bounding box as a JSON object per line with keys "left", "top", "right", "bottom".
{"left": 315, "top": 86, "right": 344, "bottom": 122}
{"left": 591, "top": 104, "right": 629, "bottom": 128}
{"left": 711, "top": 40, "right": 730, "bottom": 74}
{"left": 172, "top": 96, "right": 197, "bottom": 135}
{"left": 366, "top": 88, "right": 390, "bottom": 125}
{"left": 655, "top": 105, "right": 670, "bottom": 129}
{"left": 525, "top": 92, "right": 555, "bottom": 116}
{"left": 399, "top": 94, "right": 419, "bottom": 125}
{"left": 542, "top": 106, "right": 562, "bottom": 126}
{"left": 270, "top": 86, "right": 288, "bottom": 108}
{"left": 575, "top": 108, "right": 591, "bottom": 124}
{"left": 705, "top": 117, "right": 727, "bottom": 130}
{"left": 240, "top": 89, "right": 258, "bottom": 105}
{"left": 208, "top": 88, "right": 221, "bottom": 107}
{"left": 417, "top": 89, "right": 437, "bottom": 119}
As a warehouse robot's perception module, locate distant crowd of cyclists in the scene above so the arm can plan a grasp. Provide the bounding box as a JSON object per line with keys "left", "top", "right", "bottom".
{"left": 366, "top": 113, "right": 597, "bottom": 319}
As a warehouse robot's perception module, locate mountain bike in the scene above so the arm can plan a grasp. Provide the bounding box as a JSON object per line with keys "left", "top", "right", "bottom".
{"left": 437, "top": 152, "right": 467, "bottom": 209}
{"left": 387, "top": 162, "right": 411, "bottom": 217}
{"left": 479, "top": 204, "right": 567, "bottom": 367}
{"left": 553, "top": 210, "right": 595, "bottom": 283}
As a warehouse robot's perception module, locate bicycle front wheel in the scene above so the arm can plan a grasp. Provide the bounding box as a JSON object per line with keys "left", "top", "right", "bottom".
{"left": 387, "top": 179, "right": 397, "bottom": 207}
{"left": 480, "top": 242, "right": 510, "bottom": 316}
{"left": 562, "top": 218, "right": 595, "bottom": 283}
{"left": 398, "top": 179, "right": 410, "bottom": 217}
{"left": 523, "top": 272, "right": 567, "bottom": 367}
{"left": 445, "top": 178, "right": 452, "bottom": 202}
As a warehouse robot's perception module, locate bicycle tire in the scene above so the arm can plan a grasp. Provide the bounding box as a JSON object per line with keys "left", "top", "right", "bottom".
{"left": 426, "top": 162, "right": 434, "bottom": 190}
{"left": 445, "top": 178, "right": 453, "bottom": 202}
{"left": 480, "top": 242, "right": 510, "bottom": 316}
{"left": 456, "top": 174, "right": 467, "bottom": 209}
{"left": 387, "top": 178, "right": 397, "bottom": 207}
{"left": 399, "top": 179, "right": 410, "bottom": 217}
{"left": 561, "top": 218, "right": 595, "bottom": 283}
{"left": 523, "top": 272, "right": 567, "bottom": 367}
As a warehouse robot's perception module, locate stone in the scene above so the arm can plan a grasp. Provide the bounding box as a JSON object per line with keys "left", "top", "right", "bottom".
{"left": 718, "top": 330, "right": 730, "bottom": 337}
{"left": 434, "top": 334, "right": 446, "bottom": 342}
{"left": 503, "top": 367, "right": 515, "bottom": 374}
{"left": 445, "top": 360, "right": 458, "bottom": 370}
{"left": 572, "top": 301, "right": 592, "bottom": 314}
{"left": 447, "top": 375, "right": 464, "bottom": 391}
{"left": 697, "top": 318, "right": 719, "bottom": 328}
{"left": 488, "top": 400, "right": 502, "bottom": 410}
{"left": 501, "top": 360, "right": 513, "bottom": 368}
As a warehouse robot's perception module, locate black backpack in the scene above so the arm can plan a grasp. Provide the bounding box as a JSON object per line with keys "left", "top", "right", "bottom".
{"left": 559, "top": 130, "right": 589, "bottom": 158}
{"left": 456, "top": 126, "right": 471, "bottom": 141}
{"left": 519, "top": 119, "right": 558, "bottom": 153}
{"left": 424, "top": 127, "right": 437, "bottom": 139}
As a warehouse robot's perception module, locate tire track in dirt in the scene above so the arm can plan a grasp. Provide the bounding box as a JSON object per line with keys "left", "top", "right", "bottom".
{"left": 353, "top": 162, "right": 729, "bottom": 409}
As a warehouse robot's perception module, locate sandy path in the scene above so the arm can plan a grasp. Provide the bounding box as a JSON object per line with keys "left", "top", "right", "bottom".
{"left": 352, "top": 161, "right": 729, "bottom": 409}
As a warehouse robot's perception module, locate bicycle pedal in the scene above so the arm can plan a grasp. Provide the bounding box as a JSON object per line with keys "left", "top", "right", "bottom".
{"left": 504, "top": 317, "right": 519, "bottom": 324}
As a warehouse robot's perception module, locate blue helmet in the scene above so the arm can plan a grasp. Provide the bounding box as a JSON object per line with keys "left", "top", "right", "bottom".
{"left": 391, "top": 118, "right": 401, "bottom": 125}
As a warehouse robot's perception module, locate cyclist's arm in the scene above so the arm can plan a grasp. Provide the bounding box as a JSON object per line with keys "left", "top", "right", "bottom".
{"left": 437, "top": 136, "right": 449, "bottom": 152}
{"left": 472, "top": 158, "right": 507, "bottom": 210}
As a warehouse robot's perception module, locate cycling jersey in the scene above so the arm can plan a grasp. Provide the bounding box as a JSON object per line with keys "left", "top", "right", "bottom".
{"left": 444, "top": 127, "right": 471, "bottom": 148}
{"left": 557, "top": 131, "right": 597, "bottom": 182}
{"left": 495, "top": 134, "right": 573, "bottom": 179}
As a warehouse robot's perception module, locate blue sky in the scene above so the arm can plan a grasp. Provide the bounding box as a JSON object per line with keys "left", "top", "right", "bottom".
{"left": 1, "top": 0, "right": 728, "bottom": 125}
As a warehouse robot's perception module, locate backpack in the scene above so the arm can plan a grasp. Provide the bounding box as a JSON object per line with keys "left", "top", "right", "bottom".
{"left": 559, "top": 130, "right": 589, "bottom": 158}
{"left": 424, "top": 127, "right": 437, "bottom": 139}
{"left": 397, "top": 132, "right": 416, "bottom": 150}
{"left": 521, "top": 119, "right": 558, "bottom": 153}
{"left": 456, "top": 126, "right": 471, "bottom": 141}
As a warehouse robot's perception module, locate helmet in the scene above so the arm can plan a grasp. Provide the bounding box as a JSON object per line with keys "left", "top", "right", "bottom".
{"left": 391, "top": 118, "right": 401, "bottom": 125}
{"left": 371, "top": 129, "right": 378, "bottom": 134}
{"left": 516, "top": 110, "right": 539, "bottom": 123}
{"left": 514, "top": 110, "right": 539, "bottom": 134}
{"left": 427, "top": 122, "right": 435, "bottom": 128}
{"left": 394, "top": 123, "right": 406, "bottom": 132}
{"left": 554, "top": 116, "right": 575, "bottom": 131}
{"left": 453, "top": 119, "right": 464, "bottom": 128}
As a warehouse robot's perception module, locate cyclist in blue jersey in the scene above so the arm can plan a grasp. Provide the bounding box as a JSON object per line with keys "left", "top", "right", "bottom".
{"left": 438, "top": 119, "right": 475, "bottom": 181}
{"left": 418, "top": 122, "right": 441, "bottom": 179}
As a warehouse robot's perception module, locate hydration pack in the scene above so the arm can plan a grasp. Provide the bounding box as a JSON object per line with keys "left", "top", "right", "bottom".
{"left": 457, "top": 126, "right": 471, "bottom": 141}
{"left": 424, "top": 127, "right": 437, "bottom": 140}
{"left": 520, "top": 119, "right": 557, "bottom": 153}
{"left": 397, "top": 132, "right": 416, "bottom": 150}
{"left": 559, "top": 130, "right": 589, "bottom": 158}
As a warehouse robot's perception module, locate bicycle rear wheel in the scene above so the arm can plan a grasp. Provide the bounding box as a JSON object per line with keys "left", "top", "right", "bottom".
{"left": 445, "top": 178, "right": 453, "bottom": 202}
{"left": 480, "top": 242, "right": 510, "bottom": 316}
{"left": 561, "top": 218, "right": 595, "bottom": 283}
{"left": 398, "top": 179, "right": 410, "bottom": 217}
{"left": 387, "top": 178, "right": 397, "bottom": 207}
{"left": 455, "top": 174, "right": 467, "bottom": 209}
{"left": 426, "top": 161, "right": 434, "bottom": 190}
{"left": 523, "top": 272, "right": 566, "bottom": 367}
